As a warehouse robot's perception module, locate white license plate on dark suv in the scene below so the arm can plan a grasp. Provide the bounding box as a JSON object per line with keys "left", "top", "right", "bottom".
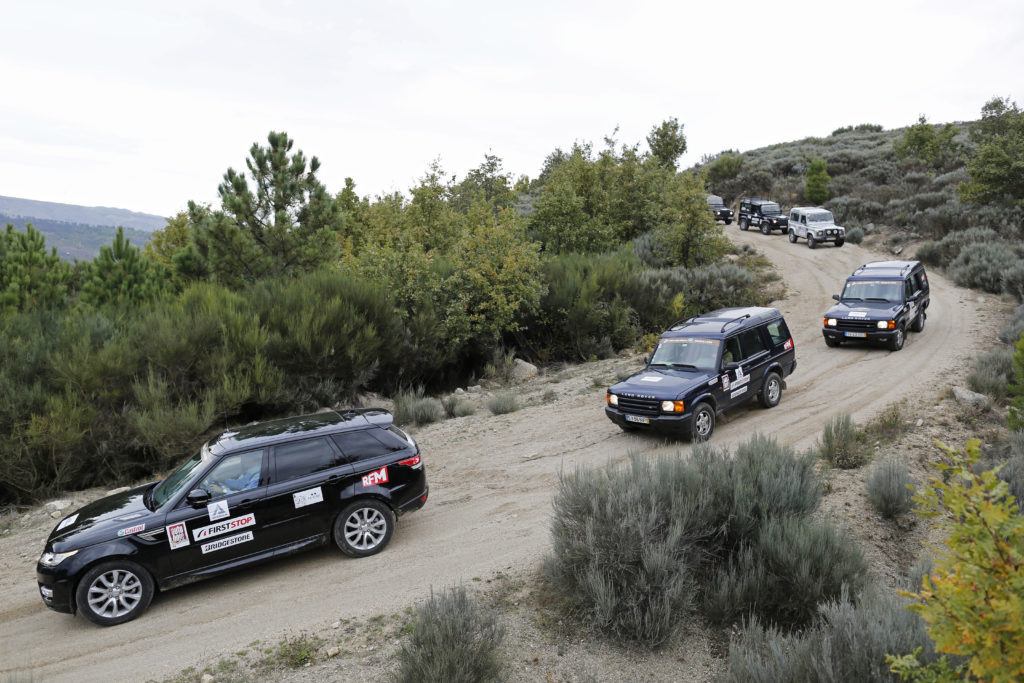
{"left": 625, "top": 415, "right": 650, "bottom": 424}
{"left": 844, "top": 331, "right": 867, "bottom": 338}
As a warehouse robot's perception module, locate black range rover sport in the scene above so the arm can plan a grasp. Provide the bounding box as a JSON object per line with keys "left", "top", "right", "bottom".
{"left": 36, "top": 409, "right": 428, "bottom": 626}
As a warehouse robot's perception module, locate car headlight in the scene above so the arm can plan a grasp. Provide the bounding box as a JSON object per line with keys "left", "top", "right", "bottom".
{"left": 877, "top": 320, "right": 890, "bottom": 329}
{"left": 825, "top": 318, "right": 837, "bottom": 326}
{"left": 39, "top": 549, "right": 78, "bottom": 567}
{"left": 661, "top": 400, "right": 684, "bottom": 413}
{"left": 607, "top": 393, "right": 618, "bottom": 406}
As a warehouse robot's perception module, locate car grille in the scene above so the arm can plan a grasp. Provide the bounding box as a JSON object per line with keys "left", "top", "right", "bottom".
{"left": 616, "top": 396, "right": 661, "bottom": 415}
{"left": 821, "top": 229, "right": 841, "bottom": 237}
{"left": 835, "top": 319, "right": 878, "bottom": 331}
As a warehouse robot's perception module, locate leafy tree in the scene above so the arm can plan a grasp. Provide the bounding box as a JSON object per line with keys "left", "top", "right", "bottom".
{"left": 959, "top": 97, "right": 1024, "bottom": 207}
{"left": 654, "top": 171, "right": 730, "bottom": 268}
{"left": 79, "top": 227, "right": 165, "bottom": 307}
{"left": 408, "top": 162, "right": 464, "bottom": 251}
{"left": 144, "top": 211, "right": 193, "bottom": 269}
{"left": 528, "top": 173, "right": 612, "bottom": 253}
{"left": 899, "top": 439, "right": 1024, "bottom": 680}
{"left": 646, "top": 117, "right": 687, "bottom": 170}
{"left": 804, "top": 157, "right": 831, "bottom": 204}
{"left": 707, "top": 152, "right": 743, "bottom": 194}
{"left": 189, "top": 131, "right": 343, "bottom": 287}
{"left": 0, "top": 223, "right": 72, "bottom": 313}
{"left": 451, "top": 154, "right": 517, "bottom": 213}
{"left": 894, "top": 115, "right": 960, "bottom": 169}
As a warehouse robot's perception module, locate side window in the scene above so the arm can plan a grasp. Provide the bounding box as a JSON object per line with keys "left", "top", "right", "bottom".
{"left": 765, "top": 320, "right": 791, "bottom": 346}
{"left": 737, "top": 328, "right": 767, "bottom": 359}
{"left": 722, "top": 336, "right": 741, "bottom": 365}
{"left": 790, "top": 211, "right": 797, "bottom": 222}
{"left": 198, "top": 449, "right": 264, "bottom": 499}
{"left": 332, "top": 430, "right": 393, "bottom": 463}
{"left": 273, "top": 437, "right": 340, "bottom": 483}
{"left": 913, "top": 271, "right": 926, "bottom": 293}
{"left": 801, "top": 216, "right": 807, "bottom": 225}
{"left": 905, "top": 279, "right": 914, "bottom": 299}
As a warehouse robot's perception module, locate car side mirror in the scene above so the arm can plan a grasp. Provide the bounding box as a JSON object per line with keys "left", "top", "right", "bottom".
{"left": 722, "top": 361, "right": 739, "bottom": 372}
{"left": 908, "top": 291, "right": 920, "bottom": 301}
{"left": 643, "top": 355, "right": 651, "bottom": 365}
{"left": 186, "top": 489, "right": 211, "bottom": 507}
{"left": 832, "top": 294, "right": 840, "bottom": 301}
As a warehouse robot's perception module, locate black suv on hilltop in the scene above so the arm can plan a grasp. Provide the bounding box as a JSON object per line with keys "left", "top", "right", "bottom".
{"left": 707, "top": 194, "right": 734, "bottom": 224}
{"left": 605, "top": 307, "right": 797, "bottom": 441}
{"left": 739, "top": 197, "right": 789, "bottom": 235}
{"left": 822, "top": 260, "right": 930, "bottom": 351}
{"left": 36, "top": 409, "right": 427, "bottom": 626}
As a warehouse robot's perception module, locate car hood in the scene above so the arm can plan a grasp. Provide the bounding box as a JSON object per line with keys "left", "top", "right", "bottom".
{"left": 806, "top": 220, "right": 844, "bottom": 230}
{"left": 763, "top": 213, "right": 787, "bottom": 220}
{"left": 46, "top": 483, "right": 160, "bottom": 550}
{"left": 610, "top": 367, "right": 716, "bottom": 400}
{"left": 824, "top": 300, "right": 901, "bottom": 321}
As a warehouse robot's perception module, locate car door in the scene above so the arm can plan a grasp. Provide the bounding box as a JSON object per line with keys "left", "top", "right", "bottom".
{"left": 721, "top": 327, "right": 771, "bottom": 408}
{"left": 163, "top": 448, "right": 270, "bottom": 577}
{"left": 260, "top": 436, "right": 354, "bottom": 551}
{"left": 332, "top": 428, "right": 416, "bottom": 500}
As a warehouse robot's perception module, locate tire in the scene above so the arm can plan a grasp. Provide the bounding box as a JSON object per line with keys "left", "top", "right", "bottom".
{"left": 807, "top": 235, "right": 817, "bottom": 249}
{"left": 739, "top": 219, "right": 748, "bottom": 231}
{"left": 835, "top": 239, "right": 844, "bottom": 247}
{"left": 334, "top": 499, "right": 395, "bottom": 558}
{"left": 75, "top": 560, "right": 154, "bottom": 626}
{"left": 690, "top": 403, "right": 715, "bottom": 442}
{"left": 824, "top": 336, "right": 841, "bottom": 347}
{"left": 911, "top": 312, "right": 926, "bottom": 332}
{"left": 618, "top": 423, "right": 637, "bottom": 432}
{"left": 760, "top": 372, "right": 782, "bottom": 408}
{"left": 724, "top": 219, "right": 732, "bottom": 225}
{"left": 760, "top": 222, "right": 770, "bottom": 235}
{"left": 788, "top": 229, "right": 797, "bottom": 243}
{"left": 888, "top": 326, "right": 905, "bottom": 351}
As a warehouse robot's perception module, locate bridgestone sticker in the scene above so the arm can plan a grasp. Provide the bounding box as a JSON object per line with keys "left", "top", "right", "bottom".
{"left": 730, "top": 387, "right": 748, "bottom": 399}
{"left": 207, "top": 500, "right": 230, "bottom": 521}
{"left": 193, "top": 513, "right": 256, "bottom": 542}
{"left": 201, "top": 531, "right": 254, "bottom": 554}
{"left": 293, "top": 486, "right": 324, "bottom": 509}
{"left": 117, "top": 523, "right": 146, "bottom": 537}
{"left": 166, "top": 522, "right": 190, "bottom": 549}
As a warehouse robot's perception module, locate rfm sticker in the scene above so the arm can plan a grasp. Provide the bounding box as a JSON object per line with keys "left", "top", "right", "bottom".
{"left": 166, "top": 522, "right": 190, "bottom": 549}
{"left": 362, "top": 466, "right": 389, "bottom": 487}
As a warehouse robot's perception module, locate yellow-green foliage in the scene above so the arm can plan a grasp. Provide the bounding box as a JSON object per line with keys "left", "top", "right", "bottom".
{"left": 901, "top": 439, "right": 1024, "bottom": 680}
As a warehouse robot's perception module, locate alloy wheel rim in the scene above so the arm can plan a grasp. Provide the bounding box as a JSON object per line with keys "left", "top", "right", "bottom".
{"left": 344, "top": 508, "right": 387, "bottom": 550}
{"left": 87, "top": 569, "right": 143, "bottom": 618}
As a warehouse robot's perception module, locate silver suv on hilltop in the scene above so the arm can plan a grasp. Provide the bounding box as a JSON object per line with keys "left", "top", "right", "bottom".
{"left": 788, "top": 207, "right": 845, "bottom": 248}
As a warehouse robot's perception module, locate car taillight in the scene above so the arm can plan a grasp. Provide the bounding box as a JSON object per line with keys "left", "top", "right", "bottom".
{"left": 784, "top": 338, "right": 793, "bottom": 350}
{"left": 399, "top": 455, "right": 421, "bottom": 468}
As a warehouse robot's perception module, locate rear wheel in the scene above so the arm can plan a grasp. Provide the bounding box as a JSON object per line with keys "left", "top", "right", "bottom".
{"left": 911, "top": 312, "right": 926, "bottom": 332}
{"left": 739, "top": 219, "right": 748, "bottom": 231}
{"left": 690, "top": 403, "right": 715, "bottom": 442}
{"left": 75, "top": 560, "right": 154, "bottom": 626}
{"left": 334, "top": 499, "right": 394, "bottom": 558}
{"left": 888, "top": 326, "right": 905, "bottom": 351}
{"left": 760, "top": 372, "right": 782, "bottom": 408}
{"left": 788, "top": 229, "right": 797, "bottom": 243}
{"left": 807, "top": 235, "right": 817, "bottom": 249}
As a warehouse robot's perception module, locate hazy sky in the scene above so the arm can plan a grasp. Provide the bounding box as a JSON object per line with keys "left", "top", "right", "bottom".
{"left": 1, "top": 0, "right": 1022, "bottom": 218}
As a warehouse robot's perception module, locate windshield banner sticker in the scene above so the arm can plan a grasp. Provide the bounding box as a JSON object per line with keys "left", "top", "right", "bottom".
{"left": 293, "top": 486, "right": 324, "bottom": 509}
{"left": 166, "top": 522, "right": 190, "bottom": 549}
{"left": 207, "top": 500, "right": 230, "bottom": 521}
{"left": 117, "top": 523, "right": 146, "bottom": 537}
{"left": 201, "top": 531, "right": 254, "bottom": 554}
{"left": 193, "top": 513, "right": 256, "bottom": 542}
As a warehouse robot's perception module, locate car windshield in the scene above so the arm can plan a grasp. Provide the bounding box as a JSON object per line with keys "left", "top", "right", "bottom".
{"left": 761, "top": 203, "right": 781, "bottom": 214}
{"left": 808, "top": 212, "right": 833, "bottom": 223}
{"left": 707, "top": 196, "right": 724, "bottom": 207}
{"left": 150, "top": 445, "right": 214, "bottom": 508}
{"left": 650, "top": 337, "right": 721, "bottom": 371}
{"left": 841, "top": 279, "right": 903, "bottom": 303}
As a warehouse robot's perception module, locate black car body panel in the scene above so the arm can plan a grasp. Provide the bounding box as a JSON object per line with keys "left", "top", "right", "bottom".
{"left": 822, "top": 260, "right": 930, "bottom": 348}
{"left": 36, "top": 409, "right": 427, "bottom": 621}
{"left": 707, "top": 194, "right": 734, "bottom": 224}
{"left": 605, "top": 307, "right": 796, "bottom": 438}
{"left": 738, "top": 197, "right": 789, "bottom": 233}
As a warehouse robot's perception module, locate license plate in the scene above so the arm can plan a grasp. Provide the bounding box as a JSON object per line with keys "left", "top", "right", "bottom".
{"left": 844, "top": 331, "right": 867, "bottom": 338}
{"left": 625, "top": 415, "right": 650, "bottom": 424}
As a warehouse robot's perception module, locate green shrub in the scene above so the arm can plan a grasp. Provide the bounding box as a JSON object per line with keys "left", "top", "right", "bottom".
{"left": 967, "top": 347, "right": 1014, "bottom": 399}
{"left": 393, "top": 390, "right": 445, "bottom": 425}
{"left": 866, "top": 456, "right": 914, "bottom": 518}
{"left": 845, "top": 226, "right": 864, "bottom": 244}
{"left": 486, "top": 392, "right": 519, "bottom": 415}
{"left": 999, "top": 305, "right": 1024, "bottom": 344}
{"left": 442, "top": 396, "right": 477, "bottom": 418}
{"left": 394, "top": 586, "right": 504, "bottom": 683}
{"left": 819, "top": 414, "right": 867, "bottom": 468}
{"left": 915, "top": 227, "right": 999, "bottom": 268}
{"left": 1003, "top": 262, "right": 1024, "bottom": 302}
{"left": 948, "top": 242, "right": 1023, "bottom": 294}
{"left": 725, "top": 585, "right": 939, "bottom": 682}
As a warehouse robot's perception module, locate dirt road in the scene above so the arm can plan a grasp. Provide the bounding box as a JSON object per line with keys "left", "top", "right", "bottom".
{"left": 0, "top": 230, "right": 991, "bottom": 682}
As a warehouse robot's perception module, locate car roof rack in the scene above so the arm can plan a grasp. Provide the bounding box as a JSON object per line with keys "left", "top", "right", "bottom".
{"left": 667, "top": 315, "right": 700, "bottom": 330}
{"left": 720, "top": 313, "right": 751, "bottom": 333}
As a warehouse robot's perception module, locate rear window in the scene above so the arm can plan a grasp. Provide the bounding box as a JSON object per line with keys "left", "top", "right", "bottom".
{"left": 273, "top": 438, "right": 340, "bottom": 482}
{"left": 332, "top": 429, "right": 407, "bottom": 463}
{"left": 766, "top": 320, "right": 791, "bottom": 346}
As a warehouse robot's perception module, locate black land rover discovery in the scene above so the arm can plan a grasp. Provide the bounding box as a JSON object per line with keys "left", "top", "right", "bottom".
{"left": 738, "top": 197, "right": 789, "bottom": 235}
{"left": 36, "top": 409, "right": 427, "bottom": 626}
{"left": 605, "top": 307, "right": 797, "bottom": 441}
{"left": 822, "top": 260, "right": 930, "bottom": 351}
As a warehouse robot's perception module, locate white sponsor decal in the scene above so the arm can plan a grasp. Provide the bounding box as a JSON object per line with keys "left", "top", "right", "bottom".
{"left": 201, "top": 530, "right": 254, "bottom": 554}
{"left": 640, "top": 375, "right": 663, "bottom": 382}
{"left": 193, "top": 513, "right": 256, "bottom": 542}
{"left": 362, "top": 466, "right": 389, "bottom": 487}
{"left": 730, "top": 387, "right": 748, "bottom": 399}
{"left": 707, "top": 378, "right": 717, "bottom": 386}
{"left": 167, "top": 522, "right": 190, "bottom": 549}
{"left": 207, "top": 500, "right": 230, "bottom": 521}
{"left": 117, "top": 523, "right": 146, "bottom": 537}
{"left": 293, "top": 486, "right": 324, "bottom": 509}
{"left": 722, "top": 375, "right": 731, "bottom": 390}
{"left": 848, "top": 311, "right": 867, "bottom": 318}
{"left": 57, "top": 513, "right": 79, "bottom": 531}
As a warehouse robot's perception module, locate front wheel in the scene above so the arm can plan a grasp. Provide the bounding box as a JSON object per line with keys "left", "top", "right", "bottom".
{"left": 835, "top": 239, "right": 844, "bottom": 247}
{"left": 788, "top": 229, "right": 797, "bottom": 243}
{"left": 334, "top": 499, "right": 395, "bottom": 558}
{"left": 75, "top": 560, "right": 155, "bottom": 626}
{"left": 760, "top": 222, "right": 770, "bottom": 235}
{"left": 888, "top": 326, "right": 905, "bottom": 351}
{"left": 807, "top": 235, "right": 817, "bottom": 249}
{"left": 760, "top": 372, "right": 782, "bottom": 408}
{"left": 690, "top": 403, "right": 715, "bottom": 442}
{"left": 739, "top": 219, "right": 749, "bottom": 231}
{"left": 824, "top": 336, "right": 841, "bottom": 348}
{"left": 724, "top": 219, "right": 732, "bottom": 225}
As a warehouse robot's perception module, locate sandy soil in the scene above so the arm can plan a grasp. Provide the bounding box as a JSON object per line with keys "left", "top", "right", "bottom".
{"left": 0, "top": 229, "right": 1001, "bottom": 682}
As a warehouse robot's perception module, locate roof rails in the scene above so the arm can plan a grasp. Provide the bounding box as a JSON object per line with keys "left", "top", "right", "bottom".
{"left": 720, "top": 313, "right": 751, "bottom": 333}
{"left": 667, "top": 315, "right": 700, "bottom": 331}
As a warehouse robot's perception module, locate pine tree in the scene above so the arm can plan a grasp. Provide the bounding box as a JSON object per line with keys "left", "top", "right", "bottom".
{"left": 80, "top": 227, "right": 165, "bottom": 307}
{"left": 0, "top": 223, "right": 73, "bottom": 313}
{"left": 804, "top": 158, "right": 831, "bottom": 204}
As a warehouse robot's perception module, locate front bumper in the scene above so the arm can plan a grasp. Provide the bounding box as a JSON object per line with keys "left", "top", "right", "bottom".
{"left": 808, "top": 230, "right": 845, "bottom": 242}
{"left": 822, "top": 327, "right": 897, "bottom": 344}
{"left": 604, "top": 406, "right": 695, "bottom": 435}
{"left": 37, "top": 564, "right": 77, "bottom": 614}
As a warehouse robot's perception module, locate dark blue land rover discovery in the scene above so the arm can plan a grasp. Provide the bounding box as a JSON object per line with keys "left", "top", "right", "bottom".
{"left": 605, "top": 307, "right": 797, "bottom": 441}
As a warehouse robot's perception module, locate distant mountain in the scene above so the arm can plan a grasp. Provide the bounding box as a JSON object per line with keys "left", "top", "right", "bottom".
{"left": 0, "top": 195, "right": 165, "bottom": 262}
{"left": 0, "top": 195, "right": 166, "bottom": 233}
